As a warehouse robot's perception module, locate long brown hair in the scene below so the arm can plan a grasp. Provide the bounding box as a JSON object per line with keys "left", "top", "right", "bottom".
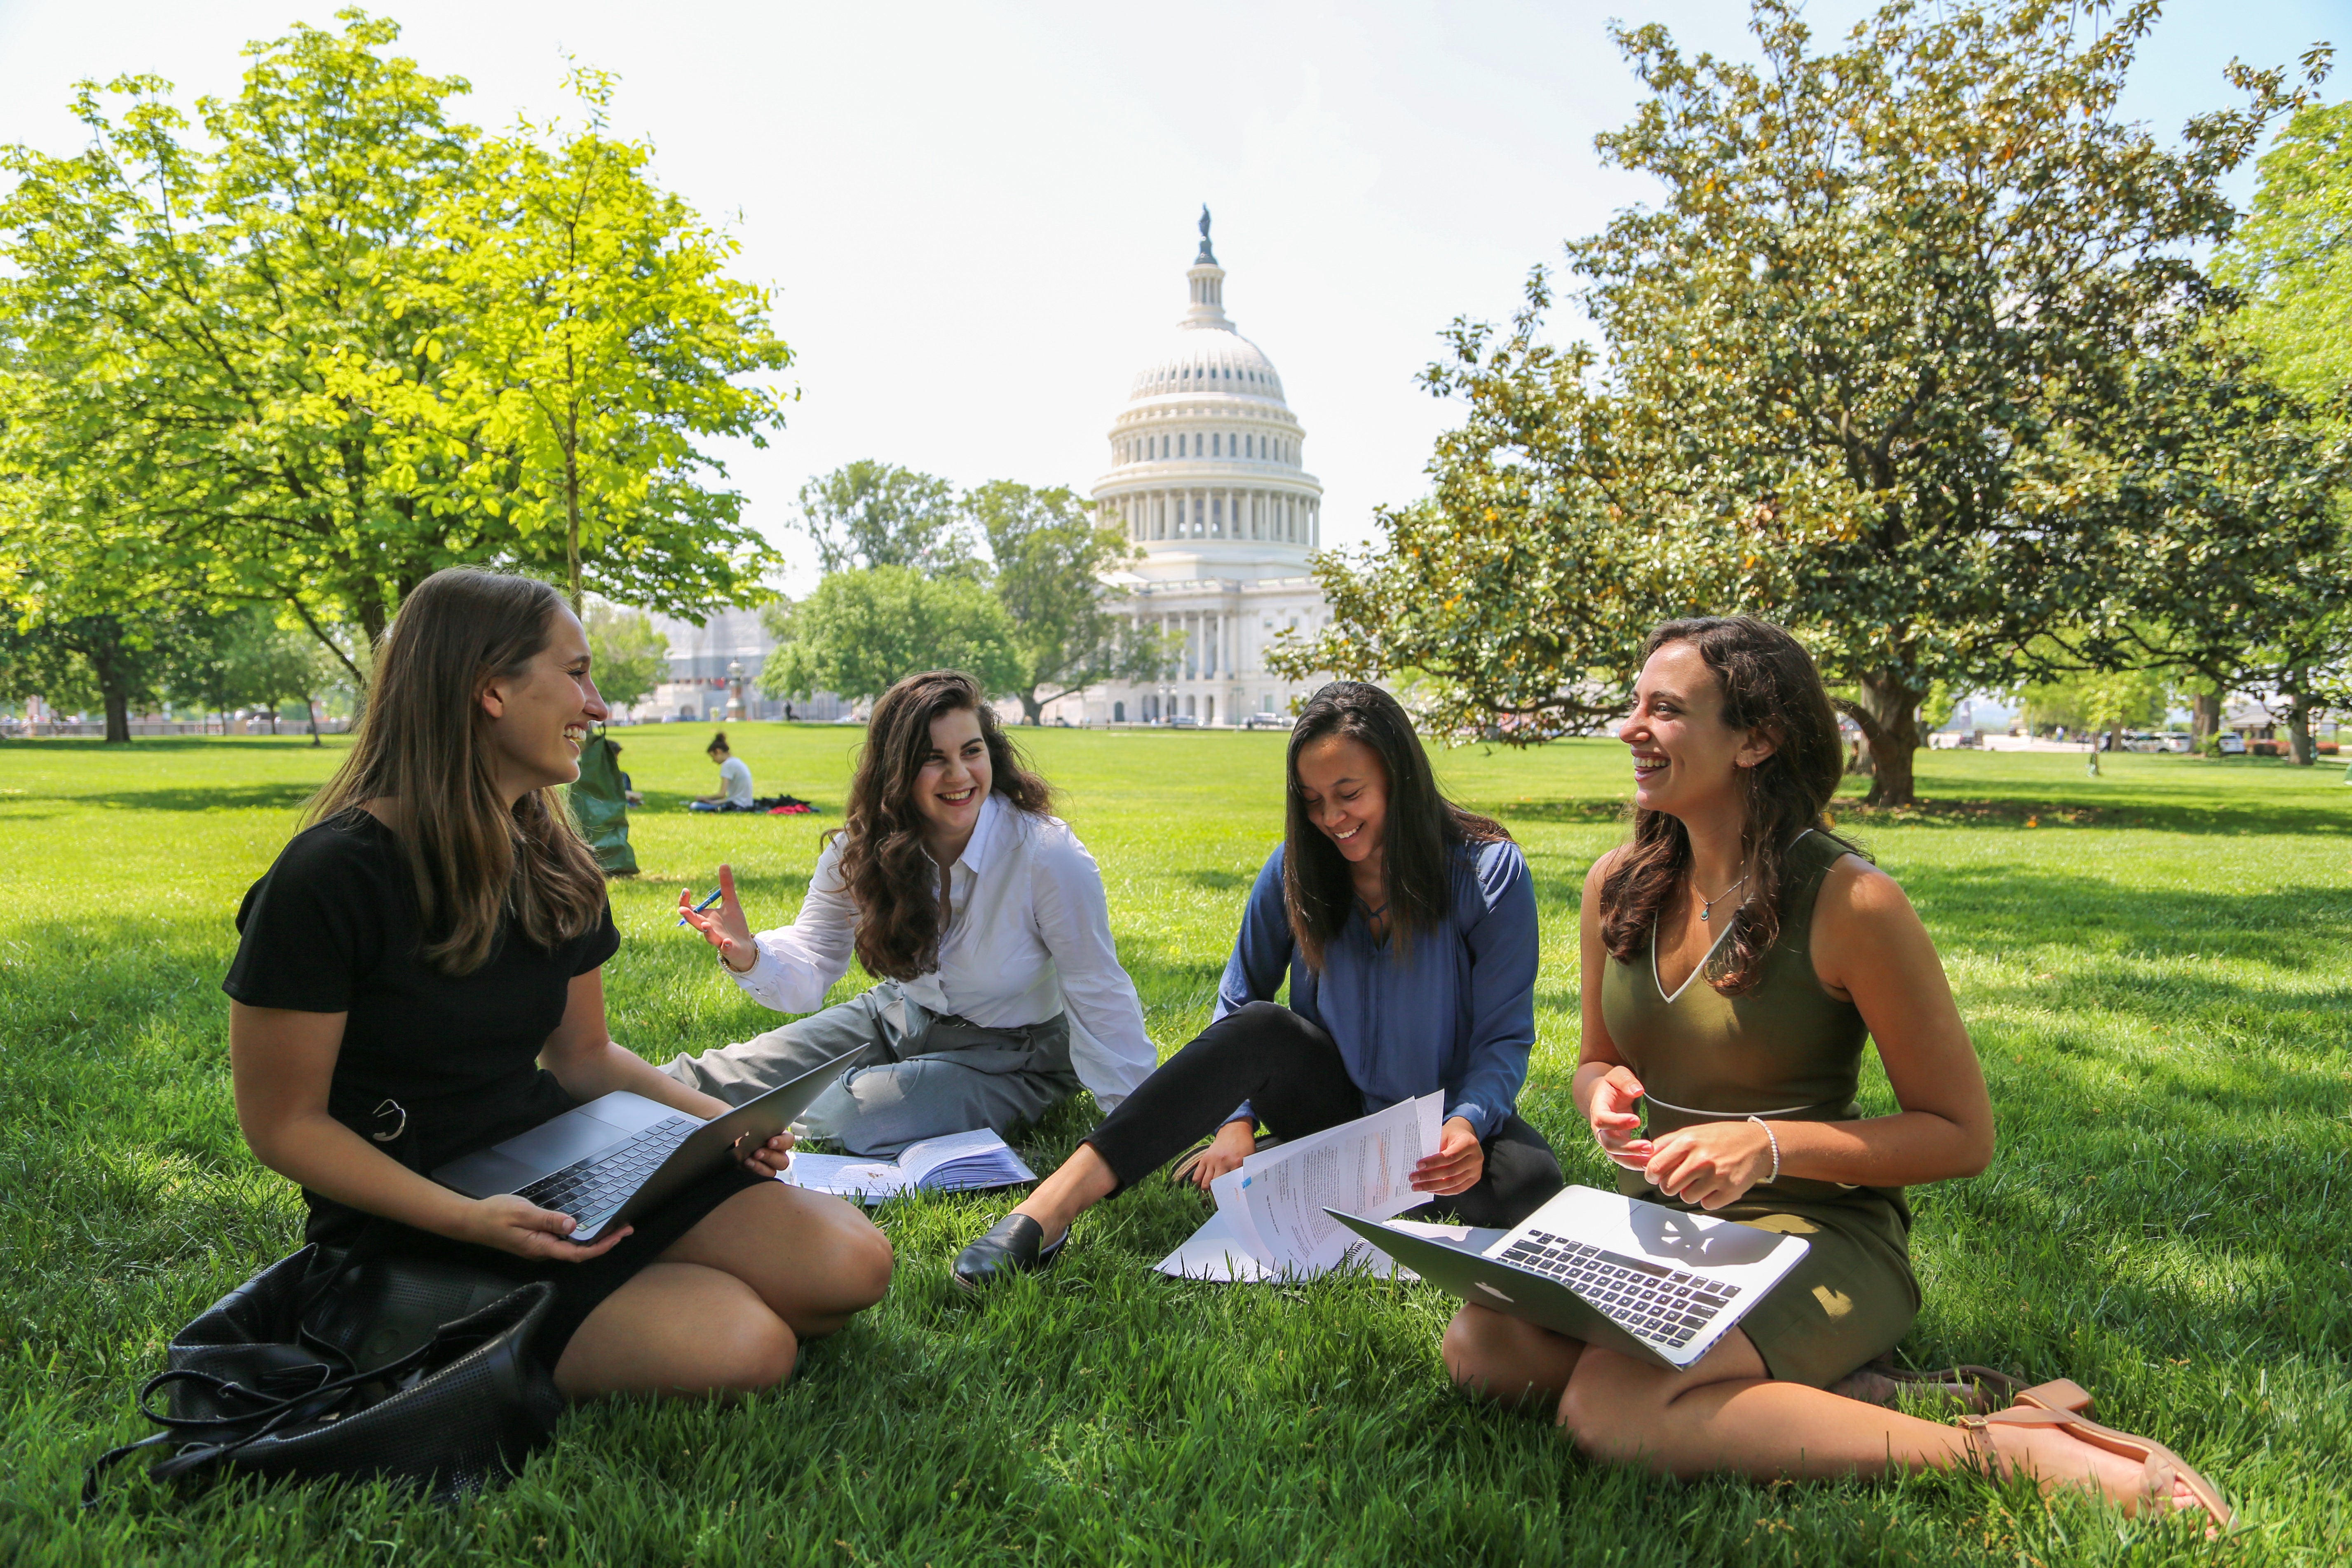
{"left": 1283, "top": 681, "right": 1508, "bottom": 972}
{"left": 833, "top": 670, "right": 1053, "bottom": 981}
{"left": 307, "top": 568, "right": 607, "bottom": 974}
{"left": 1599, "top": 616, "right": 1845, "bottom": 995}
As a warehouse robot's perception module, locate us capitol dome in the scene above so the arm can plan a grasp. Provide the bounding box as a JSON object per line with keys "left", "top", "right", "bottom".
{"left": 1041, "top": 209, "right": 1334, "bottom": 727}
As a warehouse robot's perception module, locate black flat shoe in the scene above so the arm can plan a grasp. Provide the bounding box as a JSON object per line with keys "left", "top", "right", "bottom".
{"left": 951, "top": 1214, "right": 1067, "bottom": 1292}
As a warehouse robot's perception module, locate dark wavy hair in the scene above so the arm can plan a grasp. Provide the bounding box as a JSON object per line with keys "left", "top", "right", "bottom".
{"left": 1283, "top": 682, "right": 1508, "bottom": 971}
{"left": 833, "top": 670, "right": 1052, "bottom": 981}
{"left": 1599, "top": 616, "right": 1845, "bottom": 995}
{"left": 307, "top": 568, "right": 607, "bottom": 975}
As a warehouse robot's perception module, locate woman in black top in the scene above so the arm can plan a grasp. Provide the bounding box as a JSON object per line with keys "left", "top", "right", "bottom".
{"left": 223, "top": 569, "right": 892, "bottom": 1399}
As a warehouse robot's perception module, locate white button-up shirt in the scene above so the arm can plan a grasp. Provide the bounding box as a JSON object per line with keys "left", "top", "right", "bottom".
{"left": 727, "top": 792, "right": 1155, "bottom": 1111}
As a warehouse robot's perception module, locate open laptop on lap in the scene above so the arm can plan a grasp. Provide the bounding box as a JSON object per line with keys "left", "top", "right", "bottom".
{"left": 432, "top": 1044, "right": 865, "bottom": 1244}
{"left": 1330, "top": 1183, "right": 1810, "bottom": 1370}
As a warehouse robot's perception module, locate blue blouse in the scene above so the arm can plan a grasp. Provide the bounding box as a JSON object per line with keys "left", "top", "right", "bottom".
{"left": 1213, "top": 837, "right": 1540, "bottom": 1139}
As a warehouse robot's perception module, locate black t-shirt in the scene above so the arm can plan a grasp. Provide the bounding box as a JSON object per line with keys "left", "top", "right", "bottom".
{"left": 223, "top": 808, "right": 621, "bottom": 1242}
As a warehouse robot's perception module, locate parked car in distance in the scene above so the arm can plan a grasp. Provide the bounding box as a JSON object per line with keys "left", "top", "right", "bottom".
{"left": 1164, "top": 714, "right": 1199, "bottom": 728}
{"left": 1242, "top": 711, "right": 1292, "bottom": 730}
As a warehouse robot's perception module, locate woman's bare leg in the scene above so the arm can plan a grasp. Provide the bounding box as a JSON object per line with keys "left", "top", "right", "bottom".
{"left": 658, "top": 1181, "right": 894, "bottom": 1339}
{"left": 1007, "top": 1141, "right": 1116, "bottom": 1242}
{"left": 1442, "top": 1304, "right": 1586, "bottom": 1408}
{"left": 551, "top": 1182, "right": 893, "bottom": 1401}
{"left": 553, "top": 1261, "right": 797, "bottom": 1400}
{"left": 1556, "top": 1331, "right": 2202, "bottom": 1513}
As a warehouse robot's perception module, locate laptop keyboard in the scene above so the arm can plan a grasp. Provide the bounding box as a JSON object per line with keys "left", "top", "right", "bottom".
{"left": 516, "top": 1115, "right": 699, "bottom": 1232}
{"left": 1496, "top": 1228, "right": 1741, "bottom": 1351}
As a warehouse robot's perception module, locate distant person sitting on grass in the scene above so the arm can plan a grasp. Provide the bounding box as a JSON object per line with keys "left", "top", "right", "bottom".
{"left": 1439, "top": 615, "right": 2228, "bottom": 1534}
{"left": 670, "top": 669, "right": 1156, "bottom": 1158}
{"left": 221, "top": 568, "right": 890, "bottom": 1401}
{"left": 690, "top": 732, "right": 756, "bottom": 812}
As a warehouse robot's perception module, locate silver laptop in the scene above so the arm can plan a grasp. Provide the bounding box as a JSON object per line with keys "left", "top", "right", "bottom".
{"left": 1330, "top": 1183, "right": 1810, "bottom": 1369}
{"left": 432, "top": 1045, "right": 864, "bottom": 1244}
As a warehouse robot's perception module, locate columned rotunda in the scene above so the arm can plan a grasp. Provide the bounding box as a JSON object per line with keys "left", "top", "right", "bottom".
{"left": 1040, "top": 212, "right": 1333, "bottom": 727}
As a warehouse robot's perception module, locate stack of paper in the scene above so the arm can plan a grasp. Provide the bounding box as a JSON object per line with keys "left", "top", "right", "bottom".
{"left": 1154, "top": 1092, "right": 1446, "bottom": 1282}
{"left": 781, "top": 1128, "right": 1038, "bottom": 1204}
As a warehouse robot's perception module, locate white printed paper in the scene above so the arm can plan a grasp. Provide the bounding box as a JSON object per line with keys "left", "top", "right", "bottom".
{"left": 1153, "top": 1092, "right": 1445, "bottom": 1282}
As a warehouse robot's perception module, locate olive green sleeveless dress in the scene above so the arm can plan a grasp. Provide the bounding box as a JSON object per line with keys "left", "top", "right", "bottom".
{"left": 1599, "top": 829, "right": 1918, "bottom": 1388}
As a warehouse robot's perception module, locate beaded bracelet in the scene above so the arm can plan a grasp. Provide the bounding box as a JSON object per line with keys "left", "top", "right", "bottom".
{"left": 1746, "top": 1114, "right": 1781, "bottom": 1185}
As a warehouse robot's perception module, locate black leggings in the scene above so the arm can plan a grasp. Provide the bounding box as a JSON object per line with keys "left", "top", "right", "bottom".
{"left": 1084, "top": 1000, "right": 1565, "bottom": 1230}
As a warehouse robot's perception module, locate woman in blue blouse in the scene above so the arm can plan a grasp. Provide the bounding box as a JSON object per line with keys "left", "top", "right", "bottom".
{"left": 954, "top": 682, "right": 1563, "bottom": 1287}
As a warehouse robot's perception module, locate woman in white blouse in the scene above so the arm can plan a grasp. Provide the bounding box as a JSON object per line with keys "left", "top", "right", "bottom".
{"left": 668, "top": 670, "right": 1156, "bottom": 1157}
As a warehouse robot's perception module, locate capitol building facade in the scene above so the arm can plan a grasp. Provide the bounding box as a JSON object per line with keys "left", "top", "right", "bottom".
{"left": 1036, "top": 218, "right": 1334, "bottom": 727}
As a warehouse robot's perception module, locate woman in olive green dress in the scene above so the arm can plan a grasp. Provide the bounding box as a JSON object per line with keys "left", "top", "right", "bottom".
{"left": 1441, "top": 615, "right": 2227, "bottom": 1530}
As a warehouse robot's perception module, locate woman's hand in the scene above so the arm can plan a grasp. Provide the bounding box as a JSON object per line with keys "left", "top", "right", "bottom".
{"left": 1585, "top": 1064, "right": 1655, "bottom": 1171}
{"left": 1411, "top": 1116, "right": 1486, "bottom": 1196}
{"left": 1189, "top": 1120, "right": 1257, "bottom": 1190}
{"left": 739, "top": 1129, "right": 795, "bottom": 1178}
{"left": 1641, "top": 1120, "right": 1775, "bottom": 1210}
{"left": 461, "top": 1194, "right": 634, "bottom": 1261}
{"left": 681, "top": 864, "right": 757, "bottom": 974}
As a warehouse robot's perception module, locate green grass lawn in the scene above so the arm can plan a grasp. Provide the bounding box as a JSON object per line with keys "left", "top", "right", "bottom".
{"left": 2, "top": 728, "right": 2346, "bottom": 1565}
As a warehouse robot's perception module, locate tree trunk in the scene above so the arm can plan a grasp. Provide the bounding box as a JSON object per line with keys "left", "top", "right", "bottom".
{"left": 1851, "top": 670, "right": 1923, "bottom": 806}
{"left": 102, "top": 684, "right": 131, "bottom": 744}
{"left": 306, "top": 697, "right": 322, "bottom": 748}
{"left": 83, "top": 618, "right": 134, "bottom": 744}
{"left": 1017, "top": 689, "right": 1044, "bottom": 725}
{"left": 2191, "top": 690, "right": 2222, "bottom": 747}
{"left": 2286, "top": 667, "right": 2315, "bottom": 765}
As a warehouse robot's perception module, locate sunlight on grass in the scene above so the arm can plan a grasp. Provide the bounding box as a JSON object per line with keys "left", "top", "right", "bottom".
{"left": 1, "top": 730, "right": 2345, "bottom": 1564}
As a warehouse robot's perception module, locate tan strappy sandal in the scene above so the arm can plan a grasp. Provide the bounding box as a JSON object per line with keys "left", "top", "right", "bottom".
{"left": 1955, "top": 1379, "right": 2231, "bottom": 1537}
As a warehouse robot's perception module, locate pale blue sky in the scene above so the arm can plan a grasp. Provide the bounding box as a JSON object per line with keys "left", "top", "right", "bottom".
{"left": 1, "top": 0, "right": 2340, "bottom": 590}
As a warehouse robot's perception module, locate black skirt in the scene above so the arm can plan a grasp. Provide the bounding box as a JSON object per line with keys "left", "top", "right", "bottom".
{"left": 332, "top": 1163, "right": 770, "bottom": 1369}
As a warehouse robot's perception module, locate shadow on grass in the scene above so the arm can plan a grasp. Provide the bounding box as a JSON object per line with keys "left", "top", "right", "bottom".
{"left": 1176, "top": 868, "right": 1253, "bottom": 893}
{"left": 4, "top": 784, "right": 320, "bottom": 815}
{"left": 1903, "top": 862, "right": 2352, "bottom": 971}
{"left": 1488, "top": 799, "right": 1631, "bottom": 826}
{"left": 1490, "top": 783, "right": 2350, "bottom": 838}
{"left": 0, "top": 735, "right": 342, "bottom": 753}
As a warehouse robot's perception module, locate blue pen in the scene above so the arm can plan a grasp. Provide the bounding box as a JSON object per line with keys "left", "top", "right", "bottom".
{"left": 676, "top": 888, "right": 724, "bottom": 927}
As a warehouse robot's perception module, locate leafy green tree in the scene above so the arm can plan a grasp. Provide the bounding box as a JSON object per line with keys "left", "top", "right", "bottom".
{"left": 349, "top": 68, "right": 789, "bottom": 613}
{"left": 793, "top": 462, "right": 975, "bottom": 579}
{"left": 0, "top": 12, "right": 482, "bottom": 686}
{"left": 1270, "top": 274, "right": 1679, "bottom": 738}
{"left": 1287, "top": 0, "right": 2331, "bottom": 804}
{"left": 2016, "top": 664, "right": 2171, "bottom": 737}
{"left": 963, "top": 480, "right": 1167, "bottom": 723}
{"left": 159, "top": 604, "right": 329, "bottom": 736}
{"left": 757, "top": 566, "right": 1021, "bottom": 706}
{"left": 2221, "top": 98, "right": 2352, "bottom": 407}
{"left": 584, "top": 600, "right": 671, "bottom": 714}
{"left": 0, "top": 13, "right": 785, "bottom": 691}
{"left": 2212, "top": 97, "right": 2352, "bottom": 763}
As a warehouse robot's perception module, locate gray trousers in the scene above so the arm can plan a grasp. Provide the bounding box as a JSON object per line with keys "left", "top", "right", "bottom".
{"left": 662, "top": 983, "right": 1080, "bottom": 1158}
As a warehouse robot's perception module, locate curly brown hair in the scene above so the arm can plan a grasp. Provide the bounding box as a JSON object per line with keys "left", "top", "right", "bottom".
{"left": 833, "top": 671, "right": 1053, "bottom": 981}
{"left": 1599, "top": 617, "right": 1845, "bottom": 995}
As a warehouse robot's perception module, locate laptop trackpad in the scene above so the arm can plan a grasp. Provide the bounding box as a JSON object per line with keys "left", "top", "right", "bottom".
{"left": 489, "top": 1100, "right": 654, "bottom": 1171}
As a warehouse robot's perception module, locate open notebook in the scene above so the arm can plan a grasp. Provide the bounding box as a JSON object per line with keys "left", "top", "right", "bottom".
{"left": 779, "top": 1128, "right": 1037, "bottom": 1204}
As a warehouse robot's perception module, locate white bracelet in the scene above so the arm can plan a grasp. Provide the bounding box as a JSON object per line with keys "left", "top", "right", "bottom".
{"left": 1746, "top": 1114, "right": 1780, "bottom": 1185}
